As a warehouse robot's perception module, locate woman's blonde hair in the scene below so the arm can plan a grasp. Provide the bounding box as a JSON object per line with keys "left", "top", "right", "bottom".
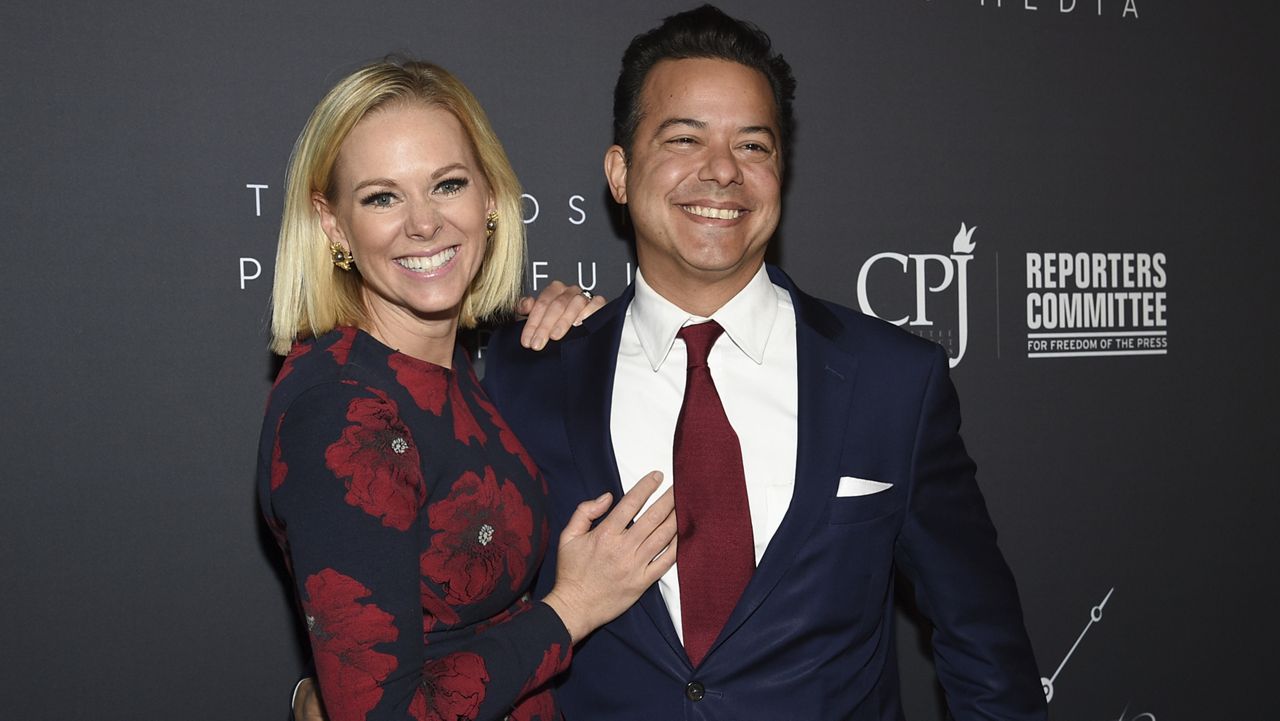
{"left": 270, "top": 59, "right": 525, "bottom": 354}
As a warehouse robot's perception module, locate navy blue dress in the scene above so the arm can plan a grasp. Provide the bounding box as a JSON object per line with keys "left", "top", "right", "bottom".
{"left": 257, "top": 327, "right": 570, "bottom": 721}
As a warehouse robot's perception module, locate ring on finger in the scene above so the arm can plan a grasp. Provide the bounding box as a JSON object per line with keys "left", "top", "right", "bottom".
{"left": 580, "top": 290, "right": 593, "bottom": 300}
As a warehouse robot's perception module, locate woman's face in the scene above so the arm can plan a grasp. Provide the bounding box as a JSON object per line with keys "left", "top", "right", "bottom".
{"left": 316, "top": 102, "right": 493, "bottom": 331}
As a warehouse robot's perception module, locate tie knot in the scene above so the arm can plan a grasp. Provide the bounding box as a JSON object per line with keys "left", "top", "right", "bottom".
{"left": 678, "top": 321, "right": 724, "bottom": 368}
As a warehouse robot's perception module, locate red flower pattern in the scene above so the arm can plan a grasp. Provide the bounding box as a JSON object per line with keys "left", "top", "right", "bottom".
{"left": 270, "top": 416, "right": 288, "bottom": 490}
{"left": 421, "top": 581, "right": 461, "bottom": 633}
{"left": 390, "top": 353, "right": 448, "bottom": 415}
{"left": 303, "top": 569, "right": 399, "bottom": 721}
{"left": 325, "top": 393, "right": 425, "bottom": 531}
{"left": 263, "top": 328, "right": 565, "bottom": 721}
{"left": 450, "top": 381, "right": 486, "bottom": 446}
{"left": 421, "top": 467, "right": 534, "bottom": 605}
{"left": 274, "top": 341, "right": 312, "bottom": 386}
{"left": 509, "top": 642, "right": 568, "bottom": 721}
{"left": 474, "top": 393, "right": 540, "bottom": 484}
{"left": 472, "top": 597, "right": 530, "bottom": 635}
{"left": 328, "top": 326, "right": 357, "bottom": 365}
{"left": 537, "top": 516, "right": 550, "bottom": 560}
{"left": 509, "top": 690, "right": 556, "bottom": 721}
{"left": 409, "top": 652, "right": 489, "bottom": 721}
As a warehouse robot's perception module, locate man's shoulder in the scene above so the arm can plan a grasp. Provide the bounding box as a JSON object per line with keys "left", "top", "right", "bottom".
{"left": 789, "top": 283, "right": 945, "bottom": 366}
{"left": 484, "top": 320, "right": 544, "bottom": 375}
{"left": 481, "top": 318, "right": 572, "bottom": 398}
{"left": 484, "top": 318, "right": 530, "bottom": 360}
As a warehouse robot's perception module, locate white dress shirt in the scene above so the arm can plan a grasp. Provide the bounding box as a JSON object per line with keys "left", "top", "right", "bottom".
{"left": 610, "top": 264, "right": 798, "bottom": 640}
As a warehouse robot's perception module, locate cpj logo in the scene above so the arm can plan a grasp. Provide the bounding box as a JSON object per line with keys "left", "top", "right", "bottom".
{"left": 856, "top": 223, "right": 976, "bottom": 367}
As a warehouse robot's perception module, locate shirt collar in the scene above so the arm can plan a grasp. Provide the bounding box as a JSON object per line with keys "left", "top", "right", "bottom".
{"left": 630, "top": 264, "right": 779, "bottom": 371}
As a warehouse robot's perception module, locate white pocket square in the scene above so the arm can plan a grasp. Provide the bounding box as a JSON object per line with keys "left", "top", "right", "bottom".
{"left": 837, "top": 476, "right": 894, "bottom": 497}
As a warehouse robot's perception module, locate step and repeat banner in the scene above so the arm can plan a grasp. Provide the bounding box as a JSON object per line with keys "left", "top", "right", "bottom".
{"left": 2, "top": 1, "right": 1276, "bottom": 719}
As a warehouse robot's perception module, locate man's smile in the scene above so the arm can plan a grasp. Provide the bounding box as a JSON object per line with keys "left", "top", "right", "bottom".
{"left": 679, "top": 204, "right": 746, "bottom": 220}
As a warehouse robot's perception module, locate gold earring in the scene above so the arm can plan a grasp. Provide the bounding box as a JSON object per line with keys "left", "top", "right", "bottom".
{"left": 330, "top": 241, "right": 354, "bottom": 271}
{"left": 485, "top": 210, "right": 498, "bottom": 239}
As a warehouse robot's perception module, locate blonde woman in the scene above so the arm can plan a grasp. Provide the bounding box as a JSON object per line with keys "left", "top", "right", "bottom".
{"left": 257, "top": 59, "right": 675, "bottom": 721}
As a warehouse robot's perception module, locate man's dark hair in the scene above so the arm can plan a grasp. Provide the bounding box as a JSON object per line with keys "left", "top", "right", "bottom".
{"left": 612, "top": 4, "right": 797, "bottom": 158}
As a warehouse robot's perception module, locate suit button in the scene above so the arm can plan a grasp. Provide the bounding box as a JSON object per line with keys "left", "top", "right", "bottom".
{"left": 685, "top": 681, "right": 705, "bottom": 701}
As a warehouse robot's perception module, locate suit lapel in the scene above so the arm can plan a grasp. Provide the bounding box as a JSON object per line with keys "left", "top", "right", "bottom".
{"left": 707, "top": 267, "right": 860, "bottom": 660}
{"left": 559, "top": 287, "right": 688, "bottom": 660}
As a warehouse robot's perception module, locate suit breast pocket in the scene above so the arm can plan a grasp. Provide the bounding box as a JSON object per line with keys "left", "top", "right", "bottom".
{"left": 827, "top": 484, "right": 904, "bottom": 525}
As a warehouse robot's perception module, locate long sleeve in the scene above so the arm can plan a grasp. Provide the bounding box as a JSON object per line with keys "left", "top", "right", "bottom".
{"left": 895, "top": 346, "right": 1047, "bottom": 720}
{"left": 266, "top": 373, "right": 570, "bottom": 721}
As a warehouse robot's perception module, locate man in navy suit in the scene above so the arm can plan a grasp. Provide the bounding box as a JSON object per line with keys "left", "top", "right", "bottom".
{"left": 483, "top": 5, "right": 1048, "bottom": 720}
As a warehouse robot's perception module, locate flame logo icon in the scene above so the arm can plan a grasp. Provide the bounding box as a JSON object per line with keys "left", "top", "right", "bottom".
{"left": 953, "top": 222, "right": 977, "bottom": 254}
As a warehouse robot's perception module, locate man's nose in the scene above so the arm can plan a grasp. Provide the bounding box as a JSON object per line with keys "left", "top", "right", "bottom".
{"left": 698, "top": 145, "right": 744, "bottom": 186}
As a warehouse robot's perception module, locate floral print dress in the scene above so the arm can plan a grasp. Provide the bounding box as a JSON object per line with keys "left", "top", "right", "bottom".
{"left": 258, "top": 327, "right": 570, "bottom": 721}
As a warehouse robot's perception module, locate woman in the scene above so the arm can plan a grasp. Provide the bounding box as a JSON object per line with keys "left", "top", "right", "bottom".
{"left": 257, "top": 59, "right": 676, "bottom": 721}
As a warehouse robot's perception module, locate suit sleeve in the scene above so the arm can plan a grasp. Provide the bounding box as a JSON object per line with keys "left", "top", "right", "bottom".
{"left": 268, "top": 381, "right": 570, "bottom": 721}
{"left": 894, "top": 346, "right": 1048, "bottom": 721}
{"left": 480, "top": 321, "right": 525, "bottom": 403}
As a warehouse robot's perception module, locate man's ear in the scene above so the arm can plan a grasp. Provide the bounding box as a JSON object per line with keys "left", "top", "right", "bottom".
{"left": 604, "top": 145, "right": 628, "bottom": 204}
{"left": 312, "top": 191, "right": 347, "bottom": 249}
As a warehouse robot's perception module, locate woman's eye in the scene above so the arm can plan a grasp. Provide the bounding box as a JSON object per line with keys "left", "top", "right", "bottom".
{"left": 436, "top": 178, "right": 469, "bottom": 195}
{"left": 360, "top": 192, "right": 396, "bottom": 208}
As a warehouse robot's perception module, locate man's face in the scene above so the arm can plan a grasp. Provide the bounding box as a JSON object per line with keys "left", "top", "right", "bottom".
{"left": 605, "top": 58, "right": 783, "bottom": 312}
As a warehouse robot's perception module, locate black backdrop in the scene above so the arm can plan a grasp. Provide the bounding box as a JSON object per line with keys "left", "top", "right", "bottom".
{"left": 3, "top": 1, "right": 1277, "bottom": 719}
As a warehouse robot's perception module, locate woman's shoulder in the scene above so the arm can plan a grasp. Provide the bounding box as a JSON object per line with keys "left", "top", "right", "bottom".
{"left": 276, "top": 326, "right": 359, "bottom": 380}
{"left": 265, "top": 327, "right": 388, "bottom": 417}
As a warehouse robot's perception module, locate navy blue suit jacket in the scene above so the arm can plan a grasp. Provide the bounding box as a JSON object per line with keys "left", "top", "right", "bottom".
{"left": 484, "top": 266, "right": 1046, "bottom": 721}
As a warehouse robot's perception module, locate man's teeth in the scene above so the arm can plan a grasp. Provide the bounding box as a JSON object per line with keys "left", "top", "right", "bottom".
{"left": 682, "top": 205, "right": 743, "bottom": 220}
{"left": 396, "top": 247, "right": 457, "bottom": 272}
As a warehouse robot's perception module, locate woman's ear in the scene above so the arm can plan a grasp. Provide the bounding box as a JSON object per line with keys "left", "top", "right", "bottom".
{"left": 312, "top": 191, "right": 347, "bottom": 250}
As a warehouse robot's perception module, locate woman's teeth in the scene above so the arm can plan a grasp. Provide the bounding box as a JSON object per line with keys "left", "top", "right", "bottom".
{"left": 396, "top": 247, "right": 457, "bottom": 272}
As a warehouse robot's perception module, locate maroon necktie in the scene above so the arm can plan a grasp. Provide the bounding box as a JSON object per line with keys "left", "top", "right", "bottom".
{"left": 673, "top": 321, "right": 755, "bottom": 667}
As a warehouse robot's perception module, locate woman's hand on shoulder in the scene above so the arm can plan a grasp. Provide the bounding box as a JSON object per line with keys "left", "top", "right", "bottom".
{"left": 542, "top": 471, "right": 677, "bottom": 644}
{"left": 517, "top": 281, "right": 606, "bottom": 351}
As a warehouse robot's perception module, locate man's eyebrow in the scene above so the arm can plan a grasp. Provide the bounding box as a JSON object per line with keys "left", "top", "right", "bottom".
{"left": 653, "top": 117, "right": 707, "bottom": 135}
{"left": 651, "top": 118, "right": 777, "bottom": 141}
{"left": 740, "top": 125, "right": 777, "bottom": 139}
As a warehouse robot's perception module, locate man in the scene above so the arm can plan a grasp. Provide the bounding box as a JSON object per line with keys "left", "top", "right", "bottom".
{"left": 485, "top": 6, "right": 1047, "bottom": 720}
{"left": 299, "top": 5, "right": 1045, "bottom": 719}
